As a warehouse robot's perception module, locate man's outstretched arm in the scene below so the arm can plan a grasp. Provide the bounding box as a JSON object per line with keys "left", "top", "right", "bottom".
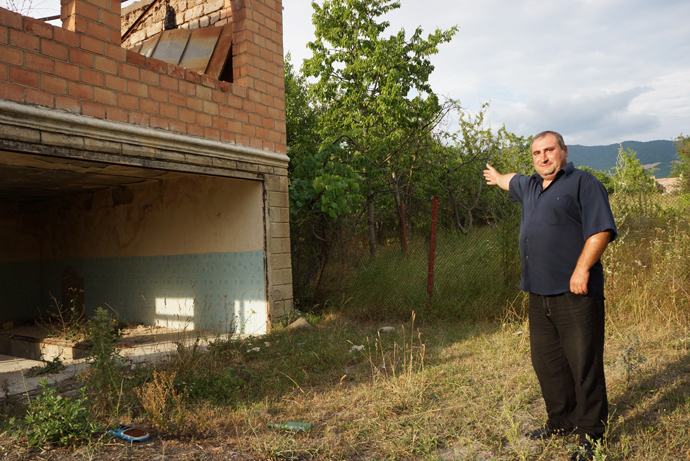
{"left": 483, "top": 163, "right": 516, "bottom": 191}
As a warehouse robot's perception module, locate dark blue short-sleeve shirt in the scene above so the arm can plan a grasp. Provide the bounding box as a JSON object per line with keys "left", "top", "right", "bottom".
{"left": 508, "top": 162, "right": 617, "bottom": 296}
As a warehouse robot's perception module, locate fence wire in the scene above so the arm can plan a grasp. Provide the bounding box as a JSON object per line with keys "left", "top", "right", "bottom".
{"left": 292, "top": 189, "right": 690, "bottom": 323}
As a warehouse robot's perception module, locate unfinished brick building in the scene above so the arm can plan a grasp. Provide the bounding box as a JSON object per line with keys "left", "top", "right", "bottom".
{"left": 0, "top": 0, "right": 291, "bottom": 335}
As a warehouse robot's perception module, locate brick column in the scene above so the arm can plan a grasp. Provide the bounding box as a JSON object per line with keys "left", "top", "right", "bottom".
{"left": 61, "top": 0, "right": 121, "bottom": 46}
{"left": 230, "top": 0, "right": 291, "bottom": 325}
{"left": 230, "top": 0, "right": 286, "bottom": 153}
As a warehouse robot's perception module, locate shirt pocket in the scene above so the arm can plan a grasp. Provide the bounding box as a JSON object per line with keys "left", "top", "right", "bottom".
{"left": 542, "top": 194, "right": 578, "bottom": 226}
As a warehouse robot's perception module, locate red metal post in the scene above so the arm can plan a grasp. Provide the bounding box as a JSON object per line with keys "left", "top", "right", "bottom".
{"left": 400, "top": 201, "right": 408, "bottom": 259}
{"left": 427, "top": 196, "right": 438, "bottom": 297}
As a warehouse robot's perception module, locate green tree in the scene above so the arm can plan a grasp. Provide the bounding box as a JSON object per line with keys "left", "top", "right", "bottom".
{"left": 670, "top": 134, "right": 690, "bottom": 194}
{"left": 477, "top": 128, "right": 533, "bottom": 222}
{"left": 612, "top": 145, "right": 657, "bottom": 195}
{"left": 285, "top": 54, "right": 321, "bottom": 170}
{"left": 427, "top": 103, "right": 500, "bottom": 234}
{"left": 479, "top": 128, "right": 532, "bottom": 287}
{"left": 285, "top": 56, "right": 362, "bottom": 304}
{"left": 289, "top": 143, "right": 362, "bottom": 223}
{"left": 303, "top": 0, "right": 457, "bottom": 255}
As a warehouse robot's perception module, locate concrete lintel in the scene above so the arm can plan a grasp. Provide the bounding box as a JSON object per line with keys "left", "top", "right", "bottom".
{"left": 0, "top": 137, "right": 265, "bottom": 182}
{"left": 0, "top": 100, "right": 289, "bottom": 171}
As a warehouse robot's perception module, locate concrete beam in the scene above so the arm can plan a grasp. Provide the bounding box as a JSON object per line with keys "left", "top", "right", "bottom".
{"left": 0, "top": 100, "right": 290, "bottom": 173}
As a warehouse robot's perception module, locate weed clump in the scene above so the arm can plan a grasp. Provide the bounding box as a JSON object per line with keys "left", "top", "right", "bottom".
{"left": 615, "top": 337, "right": 647, "bottom": 389}
{"left": 22, "top": 379, "right": 98, "bottom": 447}
{"left": 25, "top": 356, "right": 66, "bottom": 378}
{"left": 84, "top": 307, "right": 124, "bottom": 416}
{"left": 135, "top": 370, "right": 186, "bottom": 435}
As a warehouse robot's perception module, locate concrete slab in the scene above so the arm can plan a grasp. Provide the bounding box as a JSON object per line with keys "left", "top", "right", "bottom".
{"left": 0, "top": 332, "right": 232, "bottom": 398}
{"left": 0, "top": 356, "right": 90, "bottom": 398}
{"left": 0, "top": 354, "right": 44, "bottom": 373}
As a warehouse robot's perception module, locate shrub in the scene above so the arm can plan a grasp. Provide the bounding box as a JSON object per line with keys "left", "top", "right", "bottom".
{"left": 23, "top": 379, "right": 97, "bottom": 447}
{"left": 85, "top": 307, "right": 125, "bottom": 415}
{"left": 135, "top": 370, "right": 187, "bottom": 435}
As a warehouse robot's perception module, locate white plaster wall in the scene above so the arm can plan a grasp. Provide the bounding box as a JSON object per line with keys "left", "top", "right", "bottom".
{"left": 0, "top": 173, "right": 267, "bottom": 331}
{"left": 41, "top": 173, "right": 264, "bottom": 259}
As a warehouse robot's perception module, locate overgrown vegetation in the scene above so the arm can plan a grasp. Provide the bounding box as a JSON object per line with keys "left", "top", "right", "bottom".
{"left": 84, "top": 307, "right": 125, "bottom": 416}
{"left": 2, "top": 306, "right": 688, "bottom": 459}
{"left": 25, "top": 356, "right": 66, "bottom": 378}
{"left": 331, "top": 225, "right": 522, "bottom": 323}
{"left": 20, "top": 380, "right": 98, "bottom": 448}
{"left": 1, "top": 0, "right": 689, "bottom": 459}
{"left": 1, "top": 174, "right": 689, "bottom": 460}
{"left": 671, "top": 134, "right": 690, "bottom": 193}
{"left": 3, "top": 144, "right": 681, "bottom": 458}
{"left": 40, "top": 289, "right": 88, "bottom": 342}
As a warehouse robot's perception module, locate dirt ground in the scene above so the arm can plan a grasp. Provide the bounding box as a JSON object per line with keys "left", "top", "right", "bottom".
{"left": 0, "top": 436, "right": 264, "bottom": 460}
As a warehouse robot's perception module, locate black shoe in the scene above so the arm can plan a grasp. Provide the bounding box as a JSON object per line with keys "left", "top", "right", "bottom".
{"left": 570, "top": 440, "right": 594, "bottom": 461}
{"left": 525, "top": 424, "right": 563, "bottom": 440}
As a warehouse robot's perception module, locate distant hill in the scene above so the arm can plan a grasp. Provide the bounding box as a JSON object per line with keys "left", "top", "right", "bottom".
{"left": 568, "top": 140, "right": 678, "bottom": 178}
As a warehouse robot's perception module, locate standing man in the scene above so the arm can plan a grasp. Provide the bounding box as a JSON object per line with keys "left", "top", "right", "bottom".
{"left": 483, "top": 131, "right": 616, "bottom": 461}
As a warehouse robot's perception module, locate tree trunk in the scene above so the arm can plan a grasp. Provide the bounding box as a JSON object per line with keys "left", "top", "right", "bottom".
{"left": 399, "top": 201, "right": 408, "bottom": 258}
{"left": 446, "top": 176, "right": 464, "bottom": 232}
{"left": 449, "top": 188, "right": 462, "bottom": 231}
{"left": 313, "top": 229, "right": 336, "bottom": 301}
{"left": 367, "top": 175, "right": 377, "bottom": 256}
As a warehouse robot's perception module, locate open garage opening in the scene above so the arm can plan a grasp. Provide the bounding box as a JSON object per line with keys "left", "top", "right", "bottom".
{"left": 0, "top": 151, "right": 268, "bottom": 342}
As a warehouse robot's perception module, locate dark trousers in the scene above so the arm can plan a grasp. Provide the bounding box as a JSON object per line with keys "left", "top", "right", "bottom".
{"left": 529, "top": 292, "right": 608, "bottom": 439}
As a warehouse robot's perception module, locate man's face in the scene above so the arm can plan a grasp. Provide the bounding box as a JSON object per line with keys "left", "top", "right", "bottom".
{"left": 531, "top": 134, "right": 568, "bottom": 181}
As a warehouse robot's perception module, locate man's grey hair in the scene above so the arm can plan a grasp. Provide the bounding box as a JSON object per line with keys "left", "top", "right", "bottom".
{"left": 532, "top": 131, "right": 565, "bottom": 150}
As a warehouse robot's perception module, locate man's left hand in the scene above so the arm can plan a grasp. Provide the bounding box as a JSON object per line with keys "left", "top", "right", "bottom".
{"left": 570, "top": 268, "right": 589, "bottom": 295}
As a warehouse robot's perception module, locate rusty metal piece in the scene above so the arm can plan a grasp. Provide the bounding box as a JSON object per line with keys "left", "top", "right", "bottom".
{"left": 128, "top": 24, "right": 233, "bottom": 80}
{"left": 178, "top": 27, "right": 223, "bottom": 73}
{"left": 205, "top": 23, "right": 233, "bottom": 79}
{"left": 138, "top": 34, "right": 161, "bottom": 58}
{"left": 150, "top": 29, "right": 191, "bottom": 64}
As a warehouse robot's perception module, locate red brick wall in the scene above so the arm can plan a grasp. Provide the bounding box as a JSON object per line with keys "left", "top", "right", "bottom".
{"left": 62, "top": 0, "right": 122, "bottom": 46}
{"left": 231, "top": 0, "right": 285, "bottom": 150}
{"left": 0, "top": 0, "right": 286, "bottom": 154}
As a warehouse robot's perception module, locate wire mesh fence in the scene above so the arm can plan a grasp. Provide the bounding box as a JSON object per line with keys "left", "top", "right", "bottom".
{"left": 291, "top": 186, "right": 690, "bottom": 324}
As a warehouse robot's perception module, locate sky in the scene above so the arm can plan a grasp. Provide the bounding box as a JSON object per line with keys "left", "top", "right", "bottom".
{"left": 7, "top": 0, "right": 689, "bottom": 146}
{"left": 283, "top": 0, "right": 690, "bottom": 146}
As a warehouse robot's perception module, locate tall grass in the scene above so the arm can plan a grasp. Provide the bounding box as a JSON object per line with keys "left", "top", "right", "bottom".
{"left": 5, "top": 314, "right": 686, "bottom": 460}
{"left": 324, "top": 224, "right": 523, "bottom": 323}
{"left": 605, "top": 192, "right": 690, "bottom": 327}
{"left": 318, "top": 190, "right": 689, "bottom": 331}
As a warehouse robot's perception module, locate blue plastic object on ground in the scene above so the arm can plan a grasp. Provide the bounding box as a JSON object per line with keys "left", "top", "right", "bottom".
{"left": 109, "top": 425, "right": 150, "bottom": 442}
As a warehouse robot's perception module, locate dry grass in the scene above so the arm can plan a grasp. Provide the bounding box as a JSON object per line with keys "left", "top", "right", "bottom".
{"left": 214, "top": 317, "right": 689, "bottom": 461}
{"left": 1, "top": 312, "right": 688, "bottom": 460}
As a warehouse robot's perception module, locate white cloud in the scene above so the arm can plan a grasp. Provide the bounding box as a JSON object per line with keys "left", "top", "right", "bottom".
{"left": 492, "top": 87, "right": 661, "bottom": 144}
{"left": 285, "top": 0, "right": 690, "bottom": 145}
